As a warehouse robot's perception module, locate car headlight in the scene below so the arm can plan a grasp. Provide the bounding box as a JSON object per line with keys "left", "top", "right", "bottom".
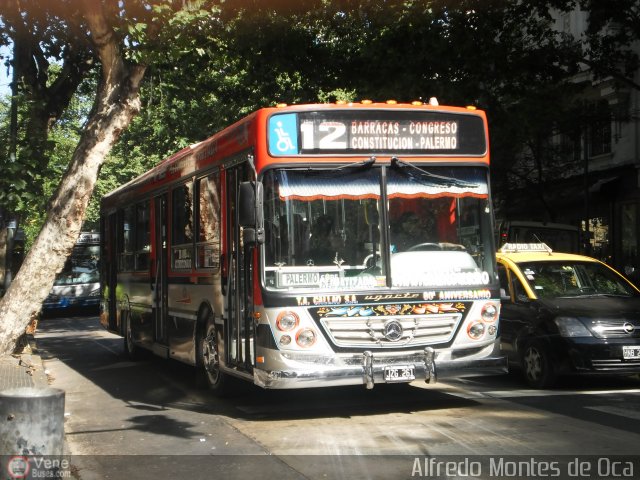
{"left": 554, "top": 316, "right": 593, "bottom": 337}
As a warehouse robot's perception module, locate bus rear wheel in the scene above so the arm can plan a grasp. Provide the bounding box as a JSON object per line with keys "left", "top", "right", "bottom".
{"left": 123, "top": 310, "right": 141, "bottom": 361}
{"left": 197, "top": 310, "right": 232, "bottom": 396}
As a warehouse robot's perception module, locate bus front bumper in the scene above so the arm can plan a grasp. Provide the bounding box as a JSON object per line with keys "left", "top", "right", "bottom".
{"left": 252, "top": 345, "right": 508, "bottom": 389}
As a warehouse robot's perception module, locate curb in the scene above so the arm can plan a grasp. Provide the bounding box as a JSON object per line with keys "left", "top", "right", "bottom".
{"left": 0, "top": 335, "right": 49, "bottom": 391}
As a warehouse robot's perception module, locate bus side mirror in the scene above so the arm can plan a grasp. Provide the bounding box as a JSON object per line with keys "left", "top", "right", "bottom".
{"left": 238, "top": 181, "right": 264, "bottom": 245}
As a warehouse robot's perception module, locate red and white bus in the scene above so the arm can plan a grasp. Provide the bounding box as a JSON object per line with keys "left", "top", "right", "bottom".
{"left": 100, "top": 100, "right": 506, "bottom": 393}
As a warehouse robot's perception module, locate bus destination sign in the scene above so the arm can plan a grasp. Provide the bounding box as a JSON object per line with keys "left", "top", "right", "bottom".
{"left": 268, "top": 110, "right": 486, "bottom": 156}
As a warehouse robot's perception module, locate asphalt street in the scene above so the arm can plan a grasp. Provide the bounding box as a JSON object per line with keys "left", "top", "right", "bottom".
{"left": 23, "top": 314, "right": 640, "bottom": 479}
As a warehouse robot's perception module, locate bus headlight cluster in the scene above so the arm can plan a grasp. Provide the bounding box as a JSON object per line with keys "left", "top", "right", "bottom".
{"left": 275, "top": 311, "right": 317, "bottom": 348}
{"left": 466, "top": 302, "right": 499, "bottom": 340}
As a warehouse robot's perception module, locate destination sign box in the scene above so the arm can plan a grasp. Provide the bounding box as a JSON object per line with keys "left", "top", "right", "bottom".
{"left": 268, "top": 110, "right": 486, "bottom": 156}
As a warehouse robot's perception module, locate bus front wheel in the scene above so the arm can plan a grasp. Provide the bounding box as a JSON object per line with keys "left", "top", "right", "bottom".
{"left": 197, "top": 310, "right": 232, "bottom": 396}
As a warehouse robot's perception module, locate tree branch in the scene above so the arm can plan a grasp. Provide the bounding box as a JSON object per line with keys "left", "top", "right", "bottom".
{"left": 580, "top": 57, "right": 640, "bottom": 91}
{"left": 81, "top": 0, "right": 125, "bottom": 87}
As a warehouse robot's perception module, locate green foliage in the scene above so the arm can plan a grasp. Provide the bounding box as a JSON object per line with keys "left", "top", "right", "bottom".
{"left": 578, "top": 0, "right": 640, "bottom": 85}
{"left": 2, "top": 0, "right": 639, "bottom": 252}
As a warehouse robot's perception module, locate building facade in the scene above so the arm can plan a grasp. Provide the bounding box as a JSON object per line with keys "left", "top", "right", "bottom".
{"left": 499, "top": 8, "right": 640, "bottom": 285}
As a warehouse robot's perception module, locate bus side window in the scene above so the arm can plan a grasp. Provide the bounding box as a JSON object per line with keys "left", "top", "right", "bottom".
{"left": 134, "top": 201, "right": 150, "bottom": 271}
{"left": 171, "top": 182, "right": 194, "bottom": 270}
{"left": 196, "top": 172, "right": 221, "bottom": 270}
{"left": 119, "top": 206, "right": 135, "bottom": 271}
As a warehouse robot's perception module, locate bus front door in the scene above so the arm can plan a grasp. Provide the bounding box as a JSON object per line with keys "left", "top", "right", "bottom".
{"left": 103, "top": 213, "right": 119, "bottom": 332}
{"left": 225, "top": 163, "right": 254, "bottom": 374}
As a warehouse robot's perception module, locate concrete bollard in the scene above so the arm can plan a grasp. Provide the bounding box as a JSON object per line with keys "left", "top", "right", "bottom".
{"left": 0, "top": 387, "right": 65, "bottom": 456}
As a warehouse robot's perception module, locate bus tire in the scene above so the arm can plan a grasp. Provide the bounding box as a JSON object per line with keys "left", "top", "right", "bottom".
{"left": 196, "top": 309, "right": 233, "bottom": 396}
{"left": 123, "top": 310, "right": 141, "bottom": 361}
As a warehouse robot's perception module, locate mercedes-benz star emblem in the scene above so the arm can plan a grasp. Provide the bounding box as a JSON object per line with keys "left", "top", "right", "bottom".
{"left": 623, "top": 322, "right": 635, "bottom": 334}
{"left": 383, "top": 320, "right": 404, "bottom": 342}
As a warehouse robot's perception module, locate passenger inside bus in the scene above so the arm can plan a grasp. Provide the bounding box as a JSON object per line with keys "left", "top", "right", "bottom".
{"left": 309, "top": 214, "right": 341, "bottom": 265}
{"left": 391, "top": 211, "right": 421, "bottom": 251}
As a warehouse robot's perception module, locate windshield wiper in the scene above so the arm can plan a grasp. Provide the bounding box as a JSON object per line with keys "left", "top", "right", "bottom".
{"left": 390, "top": 156, "right": 477, "bottom": 189}
{"left": 300, "top": 156, "right": 376, "bottom": 174}
{"left": 334, "top": 156, "right": 376, "bottom": 171}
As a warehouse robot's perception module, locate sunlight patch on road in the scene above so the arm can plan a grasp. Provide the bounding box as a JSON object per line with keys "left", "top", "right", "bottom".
{"left": 476, "top": 388, "right": 640, "bottom": 398}
{"left": 585, "top": 405, "right": 640, "bottom": 421}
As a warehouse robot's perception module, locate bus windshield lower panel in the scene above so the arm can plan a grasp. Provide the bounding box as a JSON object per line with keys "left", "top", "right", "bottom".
{"left": 262, "top": 166, "right": 495, "bottom": 292}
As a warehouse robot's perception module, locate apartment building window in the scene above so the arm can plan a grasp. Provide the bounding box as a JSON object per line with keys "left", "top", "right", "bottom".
{"left": 561, "top": 13, "right": 571, "bottom": 33}
{"left": 589, "top": 100, "right": 611, "bottom": 157}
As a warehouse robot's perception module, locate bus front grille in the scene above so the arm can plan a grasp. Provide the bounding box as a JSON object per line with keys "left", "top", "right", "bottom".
{"left": 320, "top": 314, "right": 461, "bottom": 348}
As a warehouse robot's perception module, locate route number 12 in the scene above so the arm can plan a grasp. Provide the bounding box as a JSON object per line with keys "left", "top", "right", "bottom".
{"left": 300, "top": 120, "right": 347, "bottom": 150}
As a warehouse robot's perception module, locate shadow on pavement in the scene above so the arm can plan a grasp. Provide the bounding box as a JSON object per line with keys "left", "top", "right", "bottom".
{"left": 35, "top": 315, "right": 481, "bottom": 422}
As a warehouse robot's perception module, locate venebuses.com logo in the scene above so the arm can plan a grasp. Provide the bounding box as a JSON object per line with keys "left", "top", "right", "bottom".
{"left": 6, "top": 456, "right": 30, "bottom": 479}
{"left": 5, "top": 455, "right": 71, "bottom": 479}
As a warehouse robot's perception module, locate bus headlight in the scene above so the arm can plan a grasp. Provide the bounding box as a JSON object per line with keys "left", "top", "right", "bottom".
{"left": 467, "top": 321, "right": 486, "bottom": 340}
{"left": 276, "top": 311, "right": 299, "bottom": 331}
{"left": 296, "top": 328, "right": 317, "bottom": 347}
{"left": 481, "top": 303, "right": 498, "bottom": 322}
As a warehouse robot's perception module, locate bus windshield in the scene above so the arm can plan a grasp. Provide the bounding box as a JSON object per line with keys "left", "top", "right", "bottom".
{"left": 53, "top": 244, "right": 100, "bottom": 286}
{"left": 262, "top": 165, "right": 496, "bottom": 292}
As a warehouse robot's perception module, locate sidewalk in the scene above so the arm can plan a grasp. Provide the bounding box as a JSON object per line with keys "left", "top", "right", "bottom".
{"left": 0, "top": 336, "right": 49, "bottom": 391}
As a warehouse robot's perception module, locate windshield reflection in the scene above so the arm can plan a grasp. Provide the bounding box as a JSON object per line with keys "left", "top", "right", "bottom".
{"left": 520, "top": 261, "right": 638, "bottom": 298}
{"left": 262, "top": 166, "right": 495, "bottom": 291}
{"left": 53, "top": 245, "right": 100, "bottom": 286}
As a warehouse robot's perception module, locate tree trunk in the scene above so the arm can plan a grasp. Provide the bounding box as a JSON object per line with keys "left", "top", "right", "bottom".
{"left": 0, "top": 222, "right": 7, "bottom": 294}
{"left": 0, "top": 3, "right": 147, "bottom": 355}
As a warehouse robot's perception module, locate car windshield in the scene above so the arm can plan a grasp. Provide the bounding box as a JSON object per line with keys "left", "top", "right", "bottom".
{"left": 518, "top": 260, "right": 638, "bottom": 299}
{"left": 262, "top": 165, "right": 496, "bottom": 292}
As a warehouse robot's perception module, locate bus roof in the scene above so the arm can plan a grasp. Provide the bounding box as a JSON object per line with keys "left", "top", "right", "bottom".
{"left": 102, "top": 102, "right": 489, "bottom": 207}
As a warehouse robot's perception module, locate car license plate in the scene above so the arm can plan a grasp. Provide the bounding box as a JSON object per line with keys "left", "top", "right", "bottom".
{"left": 623, "top": 346, "right": 640, "bottom": 360}
{"left": 383, "top": 365, "right": 415, "bottom": 382}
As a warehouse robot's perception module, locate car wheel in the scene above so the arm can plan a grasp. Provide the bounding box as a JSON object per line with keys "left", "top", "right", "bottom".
{"left": 522, "top": 341, "right": 556, "bottom": 388}
{"left": 196, "top": 309, "right": 234, "bottom": 396}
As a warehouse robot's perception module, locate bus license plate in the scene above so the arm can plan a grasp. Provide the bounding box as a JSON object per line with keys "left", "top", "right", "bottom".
{"left": 384, "top": 365, "right": 415, "bottom": 382}
{"left": 623, "top": 346, "right": 640, "bottom": 360}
